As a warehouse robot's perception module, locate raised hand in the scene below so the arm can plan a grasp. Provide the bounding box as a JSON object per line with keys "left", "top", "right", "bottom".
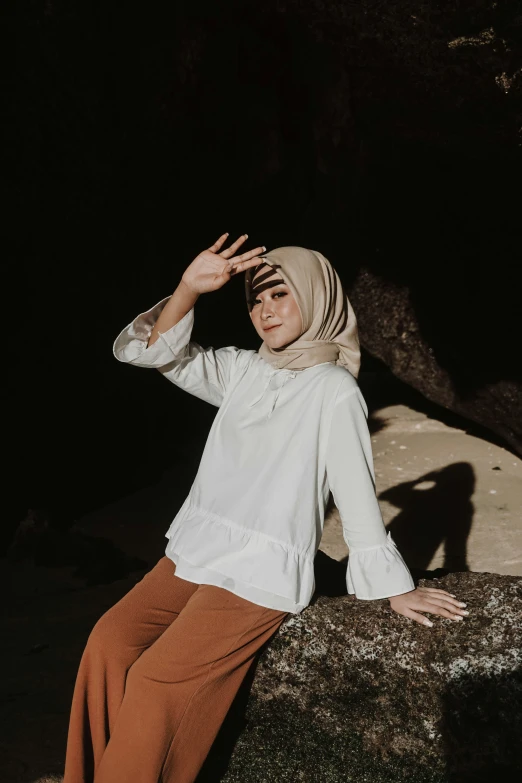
{"left": 181, "top": 233, "right": 266, "bottom": 295}
{"left": 388, "top": 587, "right": 469, "bottom": 627}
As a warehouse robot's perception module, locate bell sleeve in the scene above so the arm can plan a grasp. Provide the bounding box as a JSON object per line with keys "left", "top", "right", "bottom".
{"left": 112, "top": 295, "right": 244, "bottom": 407}
{"left": 325, "top": 377, "right": 415, "bottom": 600}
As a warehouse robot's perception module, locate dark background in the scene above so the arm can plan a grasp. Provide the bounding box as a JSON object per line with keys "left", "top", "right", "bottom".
{"left": 3, "top": 0, "right": 521, "bottom": 552}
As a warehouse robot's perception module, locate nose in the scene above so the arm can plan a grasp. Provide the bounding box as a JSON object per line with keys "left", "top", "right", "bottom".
{"left": 261, "top": 301, "right": 276, "bottom": 319}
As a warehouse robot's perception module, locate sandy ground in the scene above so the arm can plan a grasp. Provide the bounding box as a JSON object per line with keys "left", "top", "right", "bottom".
{"left": 3, "top": 394, "right": 521, "bottom": 783}
{"left": 322, "top": 403, "right": 521, "bottom": 576}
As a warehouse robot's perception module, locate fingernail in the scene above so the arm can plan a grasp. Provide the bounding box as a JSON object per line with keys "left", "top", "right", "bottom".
{"left": 424, "top": 619, "right": 433, "bottom": 627}
{"left": 244, "top": 233, "right": 248, "bottom": 238}
{"left": 450, "top": 594, "right": 457, "bottom": 597}
{"left": 461, "top": 611, "right": 469, "bottom": 615}
{"left": 262, "top": 246, "right": 266, "bottom": 251}
{"left": 454, "top": 616, "right": 463, "bottom": 621}
{"left": 458, "top": 602, "right": 467, "bottom": 607}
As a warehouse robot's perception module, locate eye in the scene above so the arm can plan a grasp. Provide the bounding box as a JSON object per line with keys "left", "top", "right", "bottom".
{"left": 252, "top": 291, "right": 286, "bottom": 306}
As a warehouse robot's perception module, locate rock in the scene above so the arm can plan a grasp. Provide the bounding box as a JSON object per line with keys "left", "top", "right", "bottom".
{"left": 6, "top": 509, "right": 148, "bottom": 586}
{"left": 198, "top": 570, "right": 522, "bottom": 782}
{"left": 32, "top": 777, "right": 63, "bottom": 783}
{"left": 349, "top": 269, "right": 522, "bottom": 456}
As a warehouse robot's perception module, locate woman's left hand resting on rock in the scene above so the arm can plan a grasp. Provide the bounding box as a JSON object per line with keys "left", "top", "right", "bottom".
{"left": 388, "top": 587, "right": 469, "bottom": 628}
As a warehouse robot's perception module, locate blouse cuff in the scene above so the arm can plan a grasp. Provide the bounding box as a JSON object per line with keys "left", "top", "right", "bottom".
{"left": 346, "top": 531, "right": 415, "bottom": 600}
{"left": 112, "top": 296, "right": 195, "bottom": 367}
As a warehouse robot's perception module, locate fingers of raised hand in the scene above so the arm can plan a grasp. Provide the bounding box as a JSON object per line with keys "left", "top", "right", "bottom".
{"left": 228, "top": 247, "right": 266, "bottom": 274}
{"left": 208, "top": 233, "right": 230, "bottom": 253}
{"left": 220, "top": 233, "right": 249, "bottom": 259}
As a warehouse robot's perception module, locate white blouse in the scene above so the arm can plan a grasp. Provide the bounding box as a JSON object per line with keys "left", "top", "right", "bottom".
{"left": 113, "top": 295, "right": 415, "bottom": 614}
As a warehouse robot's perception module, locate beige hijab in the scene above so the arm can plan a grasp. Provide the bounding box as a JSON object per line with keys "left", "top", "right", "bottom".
{"left": 244, "top": 246, "right": 361, "bottom": 378}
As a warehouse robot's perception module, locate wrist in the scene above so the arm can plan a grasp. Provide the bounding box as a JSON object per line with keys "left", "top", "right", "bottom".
{"left": 179, "top": 277, "right": 200, "bottom": 297}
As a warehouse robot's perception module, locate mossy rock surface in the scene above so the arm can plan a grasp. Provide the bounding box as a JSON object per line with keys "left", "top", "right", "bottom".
{"left": 198, "top": 572, "right": 522, "bottom": 782}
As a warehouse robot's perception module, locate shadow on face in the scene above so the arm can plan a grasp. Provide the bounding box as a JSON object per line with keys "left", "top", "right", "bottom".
{"left": 249, "top": 263, "right": 303, "bottom": 349}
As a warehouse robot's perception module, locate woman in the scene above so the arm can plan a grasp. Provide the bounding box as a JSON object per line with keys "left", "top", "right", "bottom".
{"left": 64, "top": 233, "right": 468, "bottom": 783}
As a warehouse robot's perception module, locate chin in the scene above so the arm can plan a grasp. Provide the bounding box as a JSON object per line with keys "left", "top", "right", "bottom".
{"left": 263, "top": 333, "right": 298, "bottom": 351}
{"left": 262, "top": 329, "right": 282, "bottom": 342}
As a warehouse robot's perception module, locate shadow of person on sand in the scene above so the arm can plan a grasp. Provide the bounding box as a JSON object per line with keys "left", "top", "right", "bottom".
{"left": 309, "top": 462, "right": 476, "bottom": 603}
{"left": 380, "top": 462, "right": 475, "bottom": 575}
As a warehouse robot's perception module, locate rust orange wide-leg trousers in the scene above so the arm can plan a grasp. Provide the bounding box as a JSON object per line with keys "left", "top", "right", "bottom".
{"left": 63, "top": 555, "right": 289, "bottom": 783}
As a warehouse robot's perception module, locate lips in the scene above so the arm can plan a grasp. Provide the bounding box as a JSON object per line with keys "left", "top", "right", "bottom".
{"left": 263, "top": 324, "right": 281, "bottom": 332}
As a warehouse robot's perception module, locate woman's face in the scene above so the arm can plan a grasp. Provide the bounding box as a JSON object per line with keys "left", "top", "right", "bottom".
{"left": 249, "top": 264, "right": 303, "bottom": 349}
